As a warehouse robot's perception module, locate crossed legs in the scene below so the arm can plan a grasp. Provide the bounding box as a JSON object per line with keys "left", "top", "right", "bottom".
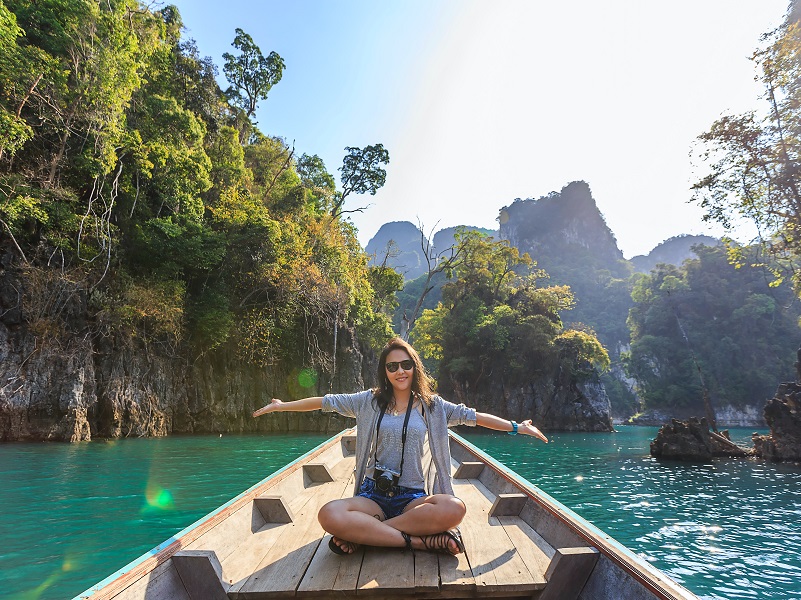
{"left": 317, "top": 494, "right": 466, "bottom": 554}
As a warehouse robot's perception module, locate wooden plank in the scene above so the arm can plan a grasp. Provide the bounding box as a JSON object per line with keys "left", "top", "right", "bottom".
{"left": 489, "top": 493, "right": 528, "bottom": 517}
{"left": 223, "top": 464, "right": 353, "bottom": 590}
{"left": 436, "top": 539, "right": 475, "bottom": 594}
{"left": 296, "top": 533, "right": 365, "bottom": 597}
{"left": 357, "top": 545, "right": 415, "bottom": 596}
{"left": 437, "top": 557, "right": 474, "bottom": 594}
{"left": 413, "top": 549, "right": 440, "bottom": 594}
{"left": 452, "top": 479, "right": 540, "bottom": 594}
{"left": 112, "top": 561, "right": 190, "bottom": 600}
{"left": 328, "top": 455, "right": 356, "bottom": 484}
{"left": 295, "top": 473, "right": 364, "bottom": 596}
{"left": 453, "top": 461, "right": 485, "bottom": 479}
{"left": 539, "top": 547, "right": 600, "bottom": 600}
{"left": 438, "top": 459, "right": 476, "bottom": 594}
{"left": 497, "top": 516, "right": 554, "bottom": 587}
{"left": 184, "top": 500, "right": 267, "bottom": 563}
{"left": 172, "top": 551, "right": 229, "bottom": 600}
{"left": 235, "top": 475, "right": 352, "bottom": 597}
{"left": 223, "top": 521, "right": 294, "bottom": 590}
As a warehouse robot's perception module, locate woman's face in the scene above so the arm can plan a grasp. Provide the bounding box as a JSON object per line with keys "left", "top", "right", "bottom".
{"left": 385, "top": 348, "right": 414, "bottom": 395}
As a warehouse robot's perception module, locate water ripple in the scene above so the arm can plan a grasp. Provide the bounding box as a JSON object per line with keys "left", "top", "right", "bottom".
{"left": 462, "top": 426, "right": 801, "bottom": 600}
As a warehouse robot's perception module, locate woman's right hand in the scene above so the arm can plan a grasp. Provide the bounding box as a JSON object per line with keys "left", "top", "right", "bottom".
{"left": 253, "top": 398, "right": 283, "bottom": 418}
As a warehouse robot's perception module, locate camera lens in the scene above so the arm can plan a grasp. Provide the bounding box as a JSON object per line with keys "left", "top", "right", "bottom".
{"left": 375, "top": 474, "right": 390, "bottom": 492}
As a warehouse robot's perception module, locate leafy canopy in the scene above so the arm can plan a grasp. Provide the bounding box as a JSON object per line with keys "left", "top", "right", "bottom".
{"left": 692, "top": 8, "right": 801, "bottom": 293}
{"left": 223, "top": 28, "right": 285, "bottom": 118}
{"left": 411, "top": 229, "right": 608, "bottom": 396}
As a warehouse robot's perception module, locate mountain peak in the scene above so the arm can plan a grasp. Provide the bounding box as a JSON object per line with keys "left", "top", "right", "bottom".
{"left": 499, "top": 181, "right": 624, "bottom": 266}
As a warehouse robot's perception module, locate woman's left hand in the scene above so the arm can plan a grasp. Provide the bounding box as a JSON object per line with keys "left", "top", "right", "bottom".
{"left": 519, "top": 420, "right": 548, "bottom": 443}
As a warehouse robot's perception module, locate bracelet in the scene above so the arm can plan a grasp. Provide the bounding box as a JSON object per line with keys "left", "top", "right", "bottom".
{"left": 508, "top": 420, "right": 518, "bottom": 435}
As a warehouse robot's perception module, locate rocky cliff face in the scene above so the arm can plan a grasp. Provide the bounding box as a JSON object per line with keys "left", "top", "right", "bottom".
{"left": 365, "top": 221, "right": 426, "bottom": 279}
{"left": 446, "top": 373, "right": 613, "bottom": 432}
{"left": 498, "top": 181, "right": 626, "bottom": 270}
{"left": 753, "top": 383, "right": 801, "bottom": 462}
{"left": 365, "top": 222, "right": 498, "bottom": 281}
{"left": 0, "top": 254, "right": 362, "bottom": 442}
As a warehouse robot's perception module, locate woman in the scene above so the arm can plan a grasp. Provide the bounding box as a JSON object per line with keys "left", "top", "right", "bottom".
{"left": 253, "top": 337, "right": 548, "bottom": 556}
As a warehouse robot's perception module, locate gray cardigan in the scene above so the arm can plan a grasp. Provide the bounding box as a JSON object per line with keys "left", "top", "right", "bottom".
{"left": 322, "top": 390, "right": 477, "bottom": 496}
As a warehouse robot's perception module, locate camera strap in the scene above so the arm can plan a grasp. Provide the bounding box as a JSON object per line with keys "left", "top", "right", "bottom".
{"left": 374, "top": 395, "right": 415, "bottom": 480}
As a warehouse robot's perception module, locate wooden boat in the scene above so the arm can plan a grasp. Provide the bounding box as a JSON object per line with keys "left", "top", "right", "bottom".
{"left": 75, "top": 429, "right": 699, "bottom": 600}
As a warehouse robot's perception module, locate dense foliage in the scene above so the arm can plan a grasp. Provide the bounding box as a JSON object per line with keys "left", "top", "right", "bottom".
{"left": 410, "top": 230, "right": 609, "bottom": 395}
{"left": 624, "top": 245, "right": 801, "bottom": 409}
{"left": 692, "top": 3, "right": 801, "bottom": 294}
{"left": 4, "top": 0, "right": 799, "bottom": 420}
{"left": 0, "top": 1, "right": 394, "bottom": 382}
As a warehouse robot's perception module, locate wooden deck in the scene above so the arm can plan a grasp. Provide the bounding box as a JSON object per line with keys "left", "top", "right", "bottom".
{"left": 166, "top": 435, "right": 595, "bottom": 600}
{"left": 79, "top": 430, "right": 697, "bottom": 600}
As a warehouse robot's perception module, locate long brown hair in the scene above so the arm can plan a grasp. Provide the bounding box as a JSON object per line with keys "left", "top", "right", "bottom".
{"left": 373, "top": 337, "right": 434, "bottom": 411}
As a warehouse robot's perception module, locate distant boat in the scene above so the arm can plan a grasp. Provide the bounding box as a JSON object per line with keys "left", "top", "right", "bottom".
{"left": 76, "top": 429, "right": 698, "bottom": 599}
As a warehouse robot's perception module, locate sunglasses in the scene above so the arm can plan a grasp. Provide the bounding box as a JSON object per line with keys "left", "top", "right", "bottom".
{"left": 385, "top": 359, "right": 414, "bottom": 373}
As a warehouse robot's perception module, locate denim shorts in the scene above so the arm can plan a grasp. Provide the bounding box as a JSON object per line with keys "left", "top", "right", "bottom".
{"left": 357, "top": 477, "right": 428, "bottom": 519}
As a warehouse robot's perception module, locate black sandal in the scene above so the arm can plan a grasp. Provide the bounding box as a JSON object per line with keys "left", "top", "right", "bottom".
{"left": 401, "top": 531, "right": 413, "bottom": 553}
{"left": 328, "top": 536, "right": 360, "bottom": 555}
{"left": 421, "top": 529, "right": 465, "bottom": 555}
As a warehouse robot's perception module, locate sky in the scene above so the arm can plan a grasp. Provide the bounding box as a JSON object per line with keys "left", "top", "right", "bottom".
{"left": 170, "top": 0, "right": 790, "bottom": 258}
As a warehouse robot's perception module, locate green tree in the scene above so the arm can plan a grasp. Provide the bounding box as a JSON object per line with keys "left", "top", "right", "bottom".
{"left": 692, "top": 6, "right": 801, "bottom": 291}
{"left": 8, "top": 0, "right": 157, "bottom": 187}
{"left": 223, "top": 28, "right": 284, "bottom": 119}
{"left": 0, "top": 1, "right": 396, "bottom": 398}
{"left": 297, "top": 153, "right": 336, "bottom": 213}
{"left": 624, "top": 245, "right": 801, "bottom": 411}
{"left": 0, "top": 2, "right": 35, "bottom": 159}
{"left": 332, "top": 143, "right": 389, "bottom": 217}
{"left": 411, "top": 231, "right": 607, "bottom": 396}
{"left": 244, "top": 134, "right": 304, "bottom": 216}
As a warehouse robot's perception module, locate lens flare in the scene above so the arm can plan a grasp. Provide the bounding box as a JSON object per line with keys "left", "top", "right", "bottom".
{"left": 298, "top": 368, "right": 318, "bottom": 388}
{"left": 144, "top": 480, "right": 175, "bottom": 511}
{"left": 11, "top": 555, "right": 78, "bottom": 600}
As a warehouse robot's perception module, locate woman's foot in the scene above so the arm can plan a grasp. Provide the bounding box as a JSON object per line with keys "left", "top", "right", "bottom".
{"left": 418, "top": 529, "right": 465, "bottom": 555}
{"left": 329, "top": 536, "right": 360, "bottom": 555}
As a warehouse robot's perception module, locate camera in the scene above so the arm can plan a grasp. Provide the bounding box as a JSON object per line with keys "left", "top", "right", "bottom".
{"left": 373, "top": 465, "right": 400, "bottom": 493}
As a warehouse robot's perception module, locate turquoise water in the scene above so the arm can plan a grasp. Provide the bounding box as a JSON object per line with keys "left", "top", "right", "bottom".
{"left": 469, "top": 427, "right": 801, "bottom": 600}
{"left": 0, "top": 428, "right": 799, "bottom": 600}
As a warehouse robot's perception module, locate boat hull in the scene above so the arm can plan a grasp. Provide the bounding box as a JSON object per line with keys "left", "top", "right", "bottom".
{"left": 75, "top": 429, "right": 698, "bottom": 600}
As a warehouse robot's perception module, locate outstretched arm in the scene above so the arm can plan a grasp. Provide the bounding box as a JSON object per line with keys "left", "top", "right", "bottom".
{"left": 253, "top": 396, "right": 323, "bottom": 417}
{"left": 476, "top": 412, "right": 549, "bottom": 443}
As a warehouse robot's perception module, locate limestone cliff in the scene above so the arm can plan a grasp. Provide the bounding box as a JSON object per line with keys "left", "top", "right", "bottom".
{"left": 0, "top": 254, "right": 362, "bottom": 442}
{"left": 0, "top": 243, "right": 614, "bottom": 440}
{"left": 446, "top": 373, "right": 613, "bottom": 433}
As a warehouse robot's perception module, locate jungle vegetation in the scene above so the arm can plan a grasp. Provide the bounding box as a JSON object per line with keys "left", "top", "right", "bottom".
{"left": 410, "top": 230, "right": 610, "bottom": 396}
{"left": 3, "top": 0, "right": 801, "bottom": 417}
{"left": 0, "top": 0, "right": 397, "bottom": 383}
{"left": 624, "top": 245, "right": 801, "bottom": 409}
